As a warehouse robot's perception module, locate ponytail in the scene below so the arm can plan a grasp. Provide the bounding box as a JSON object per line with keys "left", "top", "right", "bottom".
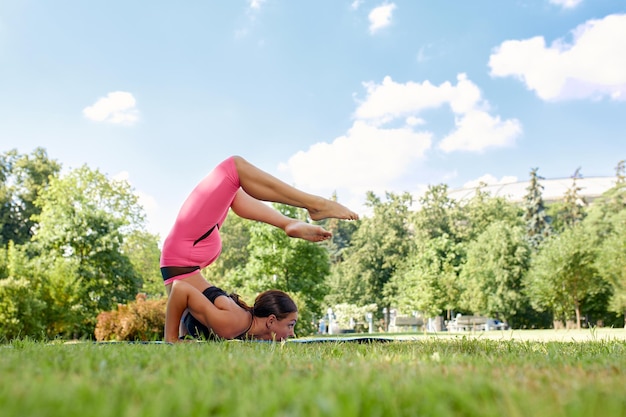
{"left": 229, "top": 290, "right": 297, "bottom": 320}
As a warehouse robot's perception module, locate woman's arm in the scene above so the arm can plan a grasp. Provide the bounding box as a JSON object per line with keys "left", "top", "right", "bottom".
{"left": 164, "top": 280, "right": 250, "bottom": 342}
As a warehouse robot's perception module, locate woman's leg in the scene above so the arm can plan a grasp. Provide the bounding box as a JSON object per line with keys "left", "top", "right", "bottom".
{"left": 230, "top": 189, "right": 332, "bottom": 242}
{"left": 232, "top": 156, "right": 358, "bottom": 221}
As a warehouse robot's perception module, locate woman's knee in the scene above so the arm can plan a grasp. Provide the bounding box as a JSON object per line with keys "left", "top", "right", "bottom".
{"left": 231, "top": 155, "right": 246, "bottom": 169}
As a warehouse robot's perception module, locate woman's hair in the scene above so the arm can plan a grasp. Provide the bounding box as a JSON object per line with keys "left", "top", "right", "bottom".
{"left": 229, "top": 290, "right": 297, "bottom": 320}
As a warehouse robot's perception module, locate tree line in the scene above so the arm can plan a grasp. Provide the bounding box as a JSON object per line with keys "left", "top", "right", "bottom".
{"left": 323, "top": 165, "right": 626, "bottom": 330}
{"left": 0, "top": 148, "right": 162, "bottom": 339}
{"left": 1, "top": 148, "right": 625, "bottom": 340}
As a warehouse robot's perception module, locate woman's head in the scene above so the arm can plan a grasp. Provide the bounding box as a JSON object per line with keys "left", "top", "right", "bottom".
{"left": 253, "top": 290, "right": 298, "bottom": 340}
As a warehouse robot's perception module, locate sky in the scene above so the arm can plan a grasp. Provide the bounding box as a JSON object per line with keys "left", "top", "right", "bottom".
{"left": 1, "top": 0, "right": 625, "bottom": 242}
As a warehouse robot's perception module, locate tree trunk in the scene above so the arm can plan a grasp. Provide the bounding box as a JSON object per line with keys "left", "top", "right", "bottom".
{"left": 575, "top": 305, "right": 581, "bottom": 330}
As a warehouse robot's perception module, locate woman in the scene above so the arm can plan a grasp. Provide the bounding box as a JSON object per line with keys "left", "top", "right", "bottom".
{"left": 162, "top": 155, "right": 358, "bottom": 342}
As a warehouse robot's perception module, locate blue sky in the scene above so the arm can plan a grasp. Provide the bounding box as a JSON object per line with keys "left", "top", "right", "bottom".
{"left": 1, "top": 0, "right": 625, "bottom": 241}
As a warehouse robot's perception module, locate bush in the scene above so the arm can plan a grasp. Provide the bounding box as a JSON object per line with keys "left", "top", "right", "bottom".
{"left": 0, "top": 277, "right": 47, "bottom": 341}
{"left": 95, "top": 293, "right": 166, "bottom": 341}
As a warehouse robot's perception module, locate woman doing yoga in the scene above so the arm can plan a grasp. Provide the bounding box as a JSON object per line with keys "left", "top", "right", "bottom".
{"left": 162, "top": 155, "right": 358, "bottom": 343}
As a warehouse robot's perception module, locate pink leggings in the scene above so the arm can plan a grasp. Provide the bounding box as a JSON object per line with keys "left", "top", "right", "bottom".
{"left": 160, "top": 157, "right": 240, "bottom": 285}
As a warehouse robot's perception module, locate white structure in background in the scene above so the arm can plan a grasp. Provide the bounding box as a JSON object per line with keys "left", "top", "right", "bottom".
{"left": 447, "top": 177, "right": 617, "bottom": 204}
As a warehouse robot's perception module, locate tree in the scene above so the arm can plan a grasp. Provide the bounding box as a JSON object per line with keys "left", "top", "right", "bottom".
{"left": 616, "top": 160, "right": 625, "bottom": 185}
{"left": 525, "top": 224, "right": 606, "bottom": 329}
{"left": 459, "top": 222, "right": 530, "bottom": 325}
{"left": 463, "top": 184, "right": 523, "bottom": 240}
{"left": 0, "top": 277, "right": 47, "bottom": 340}
{"left": 388, "top": 234, "right": 461, "bottom": 319}
{"left": 550, "top": 168, "right": 587, "bottom": 232}
{"left": 413, "top": 184, "right": 465, "bottom": 241}
{"left": 31, "top": 165, "right": 146, "bottom": 336}
{"left": 584, "top": 166, "right": 626, "bottom": 240}
{"left": 0, "top": 242, "right": 47, "bottom": 340}
{"left": 0, "top": 148, "right": 61, "bottom": 246}
{"left": 328, "top": 192, "right": 413, "bottom": 320}
{"left": 596, "top": 210, "right": 626, "bottom": 326}
{"left": 122, "top": 230, "right": 164, "bottom": 298}
{"left": 523, "top": 168, "right": 551, "bottom": 249}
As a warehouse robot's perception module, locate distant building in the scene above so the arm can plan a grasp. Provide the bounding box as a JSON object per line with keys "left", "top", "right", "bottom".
{"left": 448, "top": 177, "right": 617, "bottom": 205}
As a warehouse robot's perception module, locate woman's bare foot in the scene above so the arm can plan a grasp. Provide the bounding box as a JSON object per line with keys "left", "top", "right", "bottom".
{"left": 307, "top": 198, "right": 359, "bottom": 221}
{"left": 284, "top": 221, "right": 332, "bottom": 242}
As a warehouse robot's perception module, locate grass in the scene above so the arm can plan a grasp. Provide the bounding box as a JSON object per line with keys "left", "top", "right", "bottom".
{"left": 1, "top": 333, "right": 626, "bottom": 417}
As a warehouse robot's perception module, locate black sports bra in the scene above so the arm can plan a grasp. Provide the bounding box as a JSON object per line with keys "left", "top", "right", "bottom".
{"left": 182, "top": 286, "right": 253, "bottom": 340}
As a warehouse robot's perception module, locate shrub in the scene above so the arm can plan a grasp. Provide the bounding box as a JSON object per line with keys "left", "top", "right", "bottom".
{"left": 0, "top": 277, "right": 47, "bottom": 341}
{"left": 95, "top": 293, "right": 166, "bottom": 341}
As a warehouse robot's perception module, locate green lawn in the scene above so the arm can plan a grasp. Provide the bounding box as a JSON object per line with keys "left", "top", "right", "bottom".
{"left": 1, "top": 334, "right": 625, "bottom": 417}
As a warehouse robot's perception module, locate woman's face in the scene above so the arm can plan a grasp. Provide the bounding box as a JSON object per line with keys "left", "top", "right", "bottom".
{"left": 269, "top": 312, "right": 298, "bottom": 340}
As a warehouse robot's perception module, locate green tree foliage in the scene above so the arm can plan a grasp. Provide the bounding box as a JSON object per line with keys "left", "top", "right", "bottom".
{"left": 36, "top": 255, "right": 84, "bottom": 337}
{"left": 328, "top": 192, "right": 413, "bottom": 315}
{"left": 0, "top": 277, "right": 47, "bottom": 340}
{"left": 31, "top": 165, "right": 146, "bottom": 336}
{"left": 0, "top": 148, "right": 61, "bottom": 246}
{"left": 122, "top": 230, "right": 164, "bottom": 298}
{"left": 325, "top": 249, "right": 367, "bottom": 308}
{"left": 388, "top": 234, "right": 461, "bottom": 319}
{"left": 315, "top": 192, "right": 358, "bottom": 264}
{"left": 596, "top": 210, "right": 626, "bottom": 325}
{"left": 525, "top": 224, "right": 607, "bottom": 329}
{"left": 584, "top": 169, "right": 626, "bottom": 240}
{"left": 0, "top": 240, "right": 78, "bottom": 339}
{"left": 330, "top": 303, "right": 377, "bottom": 331}
{"left": 463, "top": 184, "right": 523, "bottom": 240}
{"left": 243, "top": 204, "right": 331, "bottom": 336}
{"left": 201, "top": 211, "right": 252, "bottom": 289}
{"left": 389, "top": 186, "right": 524, "bottom": 322}
{"left": 550, "top": 168, "right": 588, "bottom": 232}
{"left": 523, "top": 168, "right": 551, "bottom": 249}
{"left": 582, "top": 170, "right": 626, "bottom": 327}
{"left": 413, "top": 184, "right": 465, "bottom": 241}
{"left": 616, "top": 160, "right": 625, "bottom": 185}
{"left": 0, "top": 246, "right": 7, "bottom": 278}
{"left": 459, "top": 222, "right": 530, "bottom": 325}
{"left": 0, "top": 242, "right": 47, "bottom": 340}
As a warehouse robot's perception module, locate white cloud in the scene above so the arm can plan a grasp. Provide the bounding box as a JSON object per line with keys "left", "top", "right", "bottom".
{"left": 549, "top": 0, "right": 583, "bottom": 9}
{"left": 355, "top": 74, "right": 483, "bottom": 125}
{"left": 280, "top": 120, "right": 431, "bottom": 196}
{"left": 279, "top": 73, "right": 520, "bottom": 214}
{"left": 82, "top": 91, "right": 138, "bottom": 125}
{"left": 489, "top": 14, "right": 626, "bottom": 101}
{"left": 237, "top": 0, "right": 266, "bottom": 39}
{"left": 351, "top": 0, "right": 364, "bottom": 11}
{"left": 112, "top": 171, "right": 130, "bottom": 182}
{"left": 356, "top": 78, "right": 447, "bottom": 124}
{"left": 369, "top": 3, "right": 396, "bottom": 34}
{"left": 248, "top": 0, "right": 266, "bottom": 10}
{"left": 354, "top": 73, "right": 520, "bottom": 153}
{"left": 405, "top": 116, "right": 425, "bottom": 126}
{"left": 439, "top": 111, "right": 522, "bottom": 153}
